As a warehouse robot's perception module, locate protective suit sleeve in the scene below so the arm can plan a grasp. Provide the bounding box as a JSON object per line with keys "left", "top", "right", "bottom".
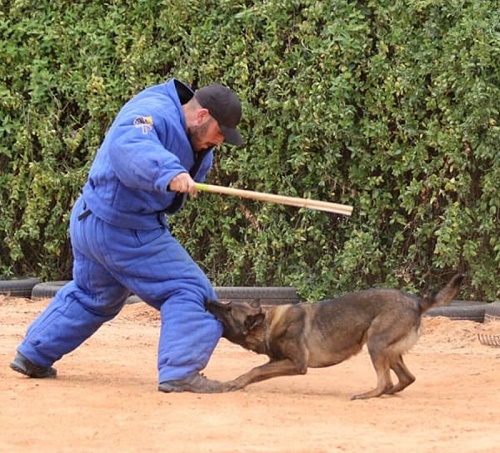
{"left": 106, "top": 114, "right": 187, "bottom": 193}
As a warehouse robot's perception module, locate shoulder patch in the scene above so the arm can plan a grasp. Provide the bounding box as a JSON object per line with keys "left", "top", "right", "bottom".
{"left": 133, "top": 116, "right": 154, "bottom": 134}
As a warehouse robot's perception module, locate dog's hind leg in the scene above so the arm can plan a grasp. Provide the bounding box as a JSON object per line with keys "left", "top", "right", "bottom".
{"left": 350, "top": 352, "right": 394, "bottom": 400}
{"left": 386, "top": 355, "right": 416, "bottom": 394}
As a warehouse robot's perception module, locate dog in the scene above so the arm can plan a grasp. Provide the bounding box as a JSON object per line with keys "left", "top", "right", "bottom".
{"left": 206, "top": 273, "right": 464, "bottom": 400}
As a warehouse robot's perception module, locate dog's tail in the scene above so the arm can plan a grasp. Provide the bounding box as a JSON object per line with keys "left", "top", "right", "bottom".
{"left": 419, "top": 273, "right": 466, "bottom": 313}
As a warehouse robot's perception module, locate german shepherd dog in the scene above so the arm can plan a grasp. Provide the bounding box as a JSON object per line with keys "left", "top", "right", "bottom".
{"left": 206, "top": 274, "right": 464, "bottom": 400}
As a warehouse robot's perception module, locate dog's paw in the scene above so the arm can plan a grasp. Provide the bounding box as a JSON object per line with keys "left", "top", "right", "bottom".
{"left": 222, "top": 380, "right": 241, "bottom": 392}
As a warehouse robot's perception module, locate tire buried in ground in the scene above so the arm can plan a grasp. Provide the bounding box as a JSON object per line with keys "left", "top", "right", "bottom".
{"left": 0, "top": 277, "right": 41, "bottom": 298}
{"left": 215, "top": 287, "right": 299, "bottom": 306}
{"left": 126, "top": 287, "right": 300, "bottom": 306}
{"left": 485, "top": 302, "right": 500, "bottom": 322}
{"left": 32, "top": 281, "right": 140, "bottom": 305}
{"left": 426, "top": 301, "right": 488, "bottom": 323}
{"left": 31, "top": 281, "right": 70, "bottom": 301}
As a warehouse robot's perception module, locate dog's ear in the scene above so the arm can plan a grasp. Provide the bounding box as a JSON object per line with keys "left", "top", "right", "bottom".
{"left": 245, "top": 313, "right": 265, "bottom": 331}
{"left": 205, "top": 298, "right": 232, "bottom": 314}
{"left": 205, "top": 297, "right": 215, "bottom": 305}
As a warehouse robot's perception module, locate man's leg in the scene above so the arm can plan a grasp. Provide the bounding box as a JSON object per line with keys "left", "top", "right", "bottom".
{"left": 107, "top": 226, "right": 224, "bottom": 391}
{"left": 14, "top": 260, "right": 130, "bottom": 372}
{"left": 156, "top": 290, "right": 224, "bottom": 393}
{"left": 12, "top": 198, "right": 130, "bottom": 374}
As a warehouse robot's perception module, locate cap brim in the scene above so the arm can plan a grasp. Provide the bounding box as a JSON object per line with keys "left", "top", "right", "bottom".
{"left": 221, "top": 126, "right": 244, "bottom": 146}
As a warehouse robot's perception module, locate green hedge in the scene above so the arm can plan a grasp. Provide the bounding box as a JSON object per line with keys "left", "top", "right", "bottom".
{"left": 1, "top": 0, "right": 498, "bottom": 300}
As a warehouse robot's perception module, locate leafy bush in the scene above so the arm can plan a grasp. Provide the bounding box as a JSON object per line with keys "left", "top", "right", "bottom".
{"left": 1, "top": 0, "right": 498, "bottom": 300}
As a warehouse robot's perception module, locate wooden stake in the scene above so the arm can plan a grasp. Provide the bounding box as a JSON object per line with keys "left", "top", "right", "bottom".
{"left": 195, "top": 183, "right": 353, "bottom": 216}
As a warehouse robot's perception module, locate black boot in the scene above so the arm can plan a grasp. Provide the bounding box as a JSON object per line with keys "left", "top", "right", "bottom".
{"left": 158, "top": 372, "right": 225, "bottom": 393}
{"left": 10, "top": 352, "right": 57, "bottom": 378}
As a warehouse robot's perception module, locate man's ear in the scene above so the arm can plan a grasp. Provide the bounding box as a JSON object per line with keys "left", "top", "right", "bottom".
{"left": 245, "top": 313, "right": 265, "bottom": 331}
{"left": 197, "top": 107, "right": 211, "bottom": 125}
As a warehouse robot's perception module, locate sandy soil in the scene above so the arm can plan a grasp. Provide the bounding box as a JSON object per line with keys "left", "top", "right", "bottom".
{"left": 1, "top": 296, "right": 499, "bottom": 453}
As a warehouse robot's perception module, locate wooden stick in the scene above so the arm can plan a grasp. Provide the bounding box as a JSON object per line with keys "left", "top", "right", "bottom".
{"left": 195, "top": 183, "right": 353, "bottom": 216}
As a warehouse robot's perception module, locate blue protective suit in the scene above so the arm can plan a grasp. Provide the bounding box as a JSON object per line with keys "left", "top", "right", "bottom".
{"left": 17, "top": 79, "right": 223, "bottom": 382}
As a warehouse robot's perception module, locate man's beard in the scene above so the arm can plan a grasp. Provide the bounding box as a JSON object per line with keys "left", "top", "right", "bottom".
{"left": 186, "top": 122, "right": 213, "bottom": 153}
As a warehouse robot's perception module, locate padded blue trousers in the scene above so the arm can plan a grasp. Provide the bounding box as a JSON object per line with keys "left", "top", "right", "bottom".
{"left": 17, "top": 196, "right": 223, "bottom": 382}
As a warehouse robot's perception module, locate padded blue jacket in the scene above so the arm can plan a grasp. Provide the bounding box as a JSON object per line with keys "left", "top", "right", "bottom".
{"left": 82, "top": 79, "right": 213, "bottom": 229}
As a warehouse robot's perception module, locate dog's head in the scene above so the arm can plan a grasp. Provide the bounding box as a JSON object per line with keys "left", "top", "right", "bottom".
{"left": 205, "top": 298, "right": 265, "bottom": 346}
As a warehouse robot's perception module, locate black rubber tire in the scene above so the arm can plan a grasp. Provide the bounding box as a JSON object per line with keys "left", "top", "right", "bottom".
{"left": 0, "top": 277, "right": 41, "bottom": 298}
{"left": 126, "top": 295, "right": 142, "bottom": 304}
{"left": 31, "top": 281, "right": 139, "bottom": 304}
{"left": 127, "top": 288, "right": 300, "bottom": 305}
{"left": 426, "top": 302, "right": 487, "bottom": 323}
{"left": 29, "top": 283, "right": 300, "bottom": 306}
{"left": 31, "top": 281, "right": 70, "bottom": 301}
{"left": 478, "top": 333, "right": 500, "bottom": 347}
{"left": 485, "top": 302, "right": 500, "bottom": 322}
{"left": 214, "top": 286, "right": 299, "bottom": 305}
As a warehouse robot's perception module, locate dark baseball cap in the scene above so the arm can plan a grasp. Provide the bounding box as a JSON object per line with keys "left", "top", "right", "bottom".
{"left": 194, "top": 84, "right": 244, "bottom": 146}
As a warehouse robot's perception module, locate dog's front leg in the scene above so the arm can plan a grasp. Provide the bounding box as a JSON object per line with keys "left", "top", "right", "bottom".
{"left": 225, "top": 359, "right": 306, "bottom": 391}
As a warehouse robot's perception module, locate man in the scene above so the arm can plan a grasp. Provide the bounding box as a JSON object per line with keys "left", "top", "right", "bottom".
{"left": 10, "top": 79, "right": 244, "bottom": 393}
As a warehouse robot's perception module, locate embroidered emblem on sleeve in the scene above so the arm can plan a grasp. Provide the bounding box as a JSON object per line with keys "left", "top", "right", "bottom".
{"left": 133, "top": 116, "right": 154, "bottom": 134}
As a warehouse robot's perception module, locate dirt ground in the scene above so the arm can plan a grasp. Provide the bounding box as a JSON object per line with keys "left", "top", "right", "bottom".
{"left": 1, "top": 296, "right": 499, "bottom": 453}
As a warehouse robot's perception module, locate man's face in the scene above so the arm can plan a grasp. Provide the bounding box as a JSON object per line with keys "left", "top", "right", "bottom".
{"left": 187, "top": 116, "right": 225, "bottom": 153}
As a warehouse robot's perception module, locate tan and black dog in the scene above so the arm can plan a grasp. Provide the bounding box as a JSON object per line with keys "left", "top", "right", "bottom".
{"left": 206, "top": 273, "right": 464, "bottom": 400}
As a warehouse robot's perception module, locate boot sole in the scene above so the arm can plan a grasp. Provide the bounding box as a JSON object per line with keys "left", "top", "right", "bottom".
{"left": 158, "top": 382, "right": 225, "bottom": 394}
{"left": 10, "top": 361, "right": 57, "bottom": 378}
{"left": 158, "top": 383, "right": 185, "bottom": 393}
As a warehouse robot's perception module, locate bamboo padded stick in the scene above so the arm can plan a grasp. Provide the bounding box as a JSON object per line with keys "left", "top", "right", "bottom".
{"left": 195, "top": 183, "right": 353, "bottom": 216}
